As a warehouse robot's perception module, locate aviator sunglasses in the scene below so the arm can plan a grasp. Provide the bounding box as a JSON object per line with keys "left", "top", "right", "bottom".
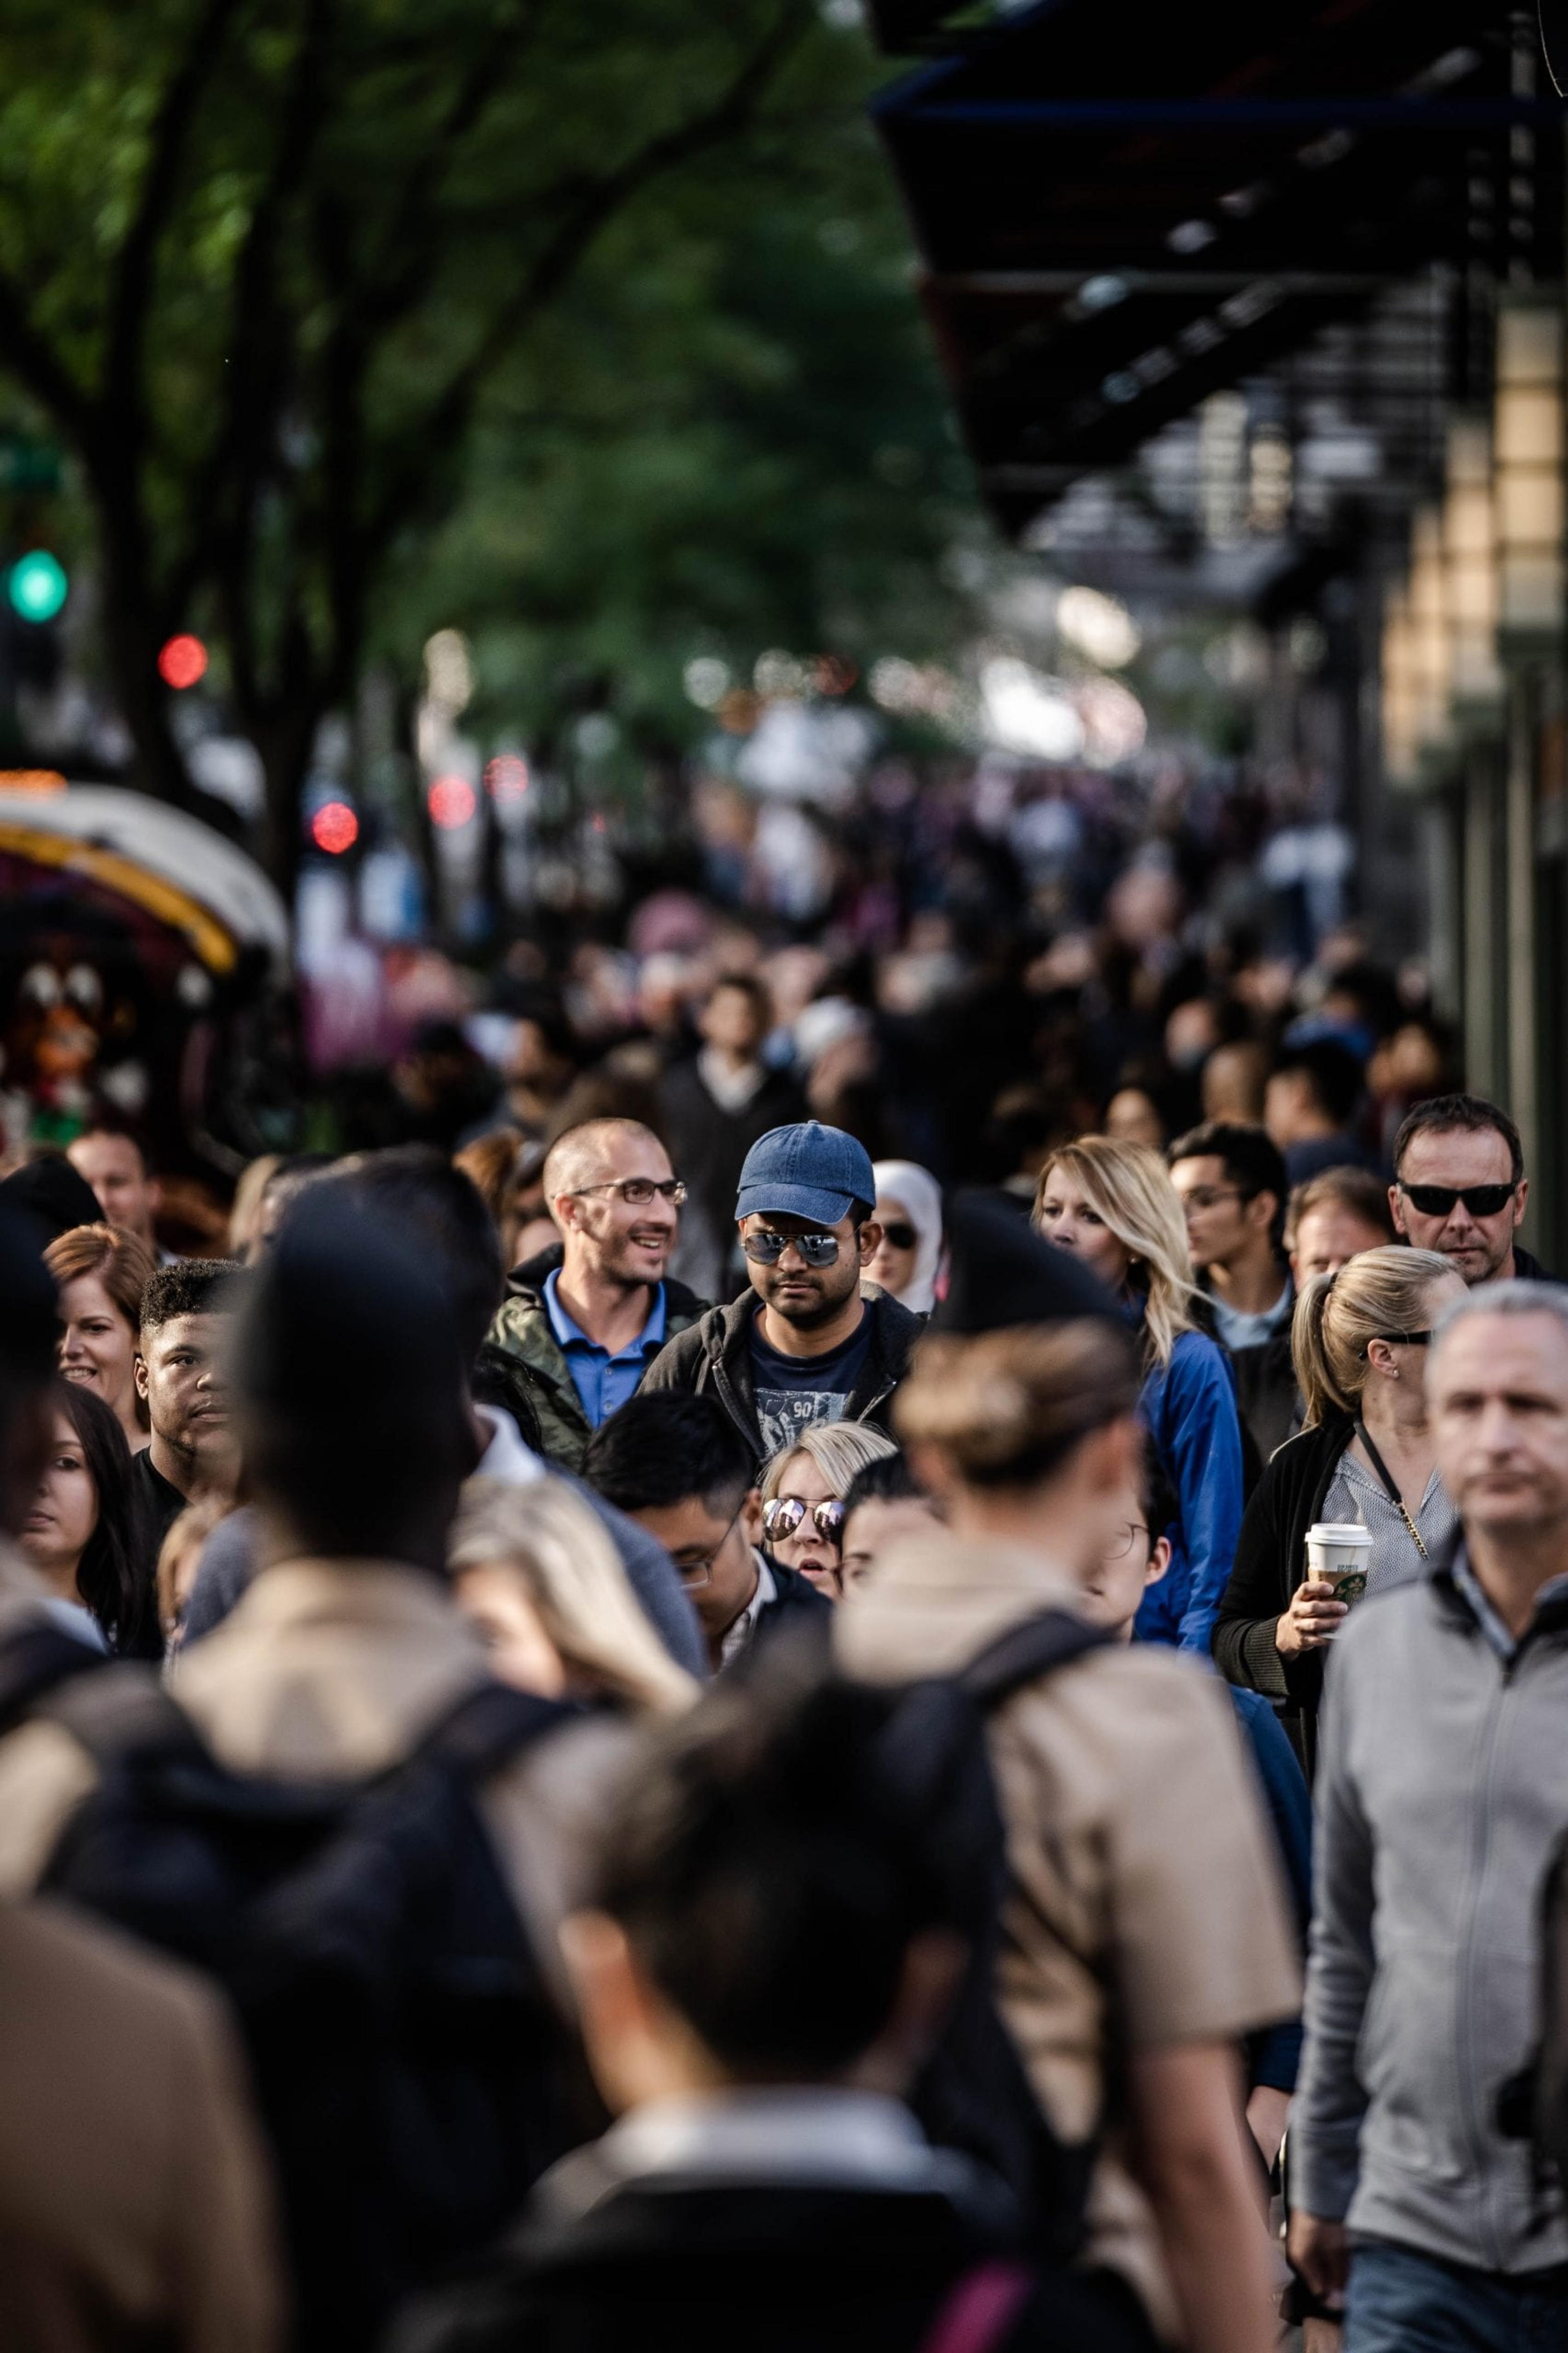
{"left": 762, "top": 1495, "right": 848, "bottom": 1546}
{"left": 1398, "top": 1181, "right": 1517, "bottom": 1219}
{"left": 742, "top": 1229, "right": 843, "bottom": 1268}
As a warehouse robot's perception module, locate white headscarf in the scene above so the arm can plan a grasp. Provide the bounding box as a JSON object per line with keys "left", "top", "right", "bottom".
{"left": 871, "top": 1159, "right": 944, "bottom": 1316}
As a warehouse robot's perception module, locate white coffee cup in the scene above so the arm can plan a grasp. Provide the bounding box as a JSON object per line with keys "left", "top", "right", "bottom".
{"left": 1305, "top": 1521, "right": 1372, "bottom": 1616}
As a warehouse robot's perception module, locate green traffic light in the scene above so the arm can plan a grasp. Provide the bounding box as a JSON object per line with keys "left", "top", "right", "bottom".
{"left": 8, "top": 550, "right": 68, "bottom": 623}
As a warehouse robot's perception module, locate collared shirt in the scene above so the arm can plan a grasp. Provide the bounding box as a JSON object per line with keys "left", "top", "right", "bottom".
{"left": 586, "top": 2088, "right": 951, "bottom": 2201}
{"left": 543, "top": 1269, "right": 666, "bottom": 1429}
{"left": 719, "top": 1550, "right": 774, "bottom": 1667}
{"left": 1208, "top": 1278, "right": 1293, "bottom": 1355}
{"left": 1448, "top": 1540, "right": 1568, "bottom": 1662}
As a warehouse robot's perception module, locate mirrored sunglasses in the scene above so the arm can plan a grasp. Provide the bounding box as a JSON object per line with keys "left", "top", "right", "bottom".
{"left": 742, "top": 1229, "right": 841, "bottom": 1268}
{"left": 762, "top": 1495, "right": 847, "bottom": 1546}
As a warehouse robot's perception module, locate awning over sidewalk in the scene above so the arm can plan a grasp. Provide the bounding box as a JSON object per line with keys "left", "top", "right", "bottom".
{"left": 871, "top": 0, "right": 1563, "bottom": 537}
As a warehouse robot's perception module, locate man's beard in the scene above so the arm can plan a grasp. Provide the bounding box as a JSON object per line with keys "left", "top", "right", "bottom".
{"left": 768, "top": 1277, "right": 855, "bottom": 1330}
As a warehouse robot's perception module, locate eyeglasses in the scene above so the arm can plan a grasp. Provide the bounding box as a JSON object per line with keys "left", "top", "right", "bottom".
{"left": 671, "top": 1505, "right": 745, "bottom": 1588}
{"left": 1104, "top": 1519, "right": 1152, "bottom": 1562}
{"left": 1178, "top": 1187, "right": 1247, "bottom": 1215}
{"left": 1398, "top": 1181, "right": 1516, "bottom": 1219}
{"left": 742, "top": 1229, "right": 842, "bottom": 1268}
{"left": 568, "top": 1178, "right": 687, "bottom": 1207}
{"left": 762, "top": 1495, "right": 847, "bottom": 1547}
{"left": 1372, "top": 1330, "right": 1432, "bottom": 1348}
{"left": 880, "top": 1221, "right": 917, "bottom": 1250}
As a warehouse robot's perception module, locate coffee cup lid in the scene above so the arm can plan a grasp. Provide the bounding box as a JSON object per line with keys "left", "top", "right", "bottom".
{"left": 1307, "top": 1522, "right": 1371, "bottom": 1544}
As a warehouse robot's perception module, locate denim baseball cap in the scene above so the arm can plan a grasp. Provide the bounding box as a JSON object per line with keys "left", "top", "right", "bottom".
{"left": 735, "top": 1122, "right": 876, "bottom": 1228}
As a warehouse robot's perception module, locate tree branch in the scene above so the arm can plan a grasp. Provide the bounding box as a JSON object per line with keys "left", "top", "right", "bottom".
{"left": 362, "top": 0, "right": 813, "bottom": 562}
{"left": 105, "top": 0, "right": 245, "bottom": 445}
{"left": 0, "top": 258, "right": 98, "bottom": 451}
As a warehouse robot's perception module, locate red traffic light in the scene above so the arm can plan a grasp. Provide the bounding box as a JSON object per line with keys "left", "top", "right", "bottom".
{"left": 158, "top": 633, "right": 208, "bottom": 690}
{"left": 428, "top": 773, "right": 477, "bottom": 830}
{"left": 310, "top": 801, "right": 359, "bottom": 855}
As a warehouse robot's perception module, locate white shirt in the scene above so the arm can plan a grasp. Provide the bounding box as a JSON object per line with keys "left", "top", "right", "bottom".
{"left": 719, "top": 1549, "right": 775, "bottom": 1667}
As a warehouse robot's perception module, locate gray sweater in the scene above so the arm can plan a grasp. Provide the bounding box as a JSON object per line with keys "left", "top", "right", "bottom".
{"left": 1294, "top": 1549, "right": 1568, "bottom": 2273}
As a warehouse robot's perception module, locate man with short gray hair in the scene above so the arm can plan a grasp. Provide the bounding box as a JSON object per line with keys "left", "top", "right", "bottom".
{"left": 483, "top": 1118, "right": 706, "bottom": 1471}
{"left": 1291, "top": 1281, "right": 1568, "bottom": 2350}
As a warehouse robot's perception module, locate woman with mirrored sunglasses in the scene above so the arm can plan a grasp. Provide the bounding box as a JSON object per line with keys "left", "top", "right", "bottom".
{"left": 757, "top": 1419, "right": 898, "bottom": 1597}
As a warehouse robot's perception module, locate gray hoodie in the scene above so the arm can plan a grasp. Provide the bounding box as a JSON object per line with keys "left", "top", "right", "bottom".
{"left": 1294, "top": 1546, "right": 1568, "bottom": 2273}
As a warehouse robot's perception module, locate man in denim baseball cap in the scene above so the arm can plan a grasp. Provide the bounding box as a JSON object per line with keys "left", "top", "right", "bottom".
{"left": 641, "top": 1121, "right": 923, "bottom": 1467}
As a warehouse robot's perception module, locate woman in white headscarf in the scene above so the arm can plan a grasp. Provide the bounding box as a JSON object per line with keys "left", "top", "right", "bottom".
{"left": 866, "top": 1159, "right": 944, "bottom": 1316}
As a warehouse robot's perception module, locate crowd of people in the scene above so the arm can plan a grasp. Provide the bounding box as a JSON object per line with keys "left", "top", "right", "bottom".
{"left": 1, "top": 924, "right": 1567, "bottom": 2353}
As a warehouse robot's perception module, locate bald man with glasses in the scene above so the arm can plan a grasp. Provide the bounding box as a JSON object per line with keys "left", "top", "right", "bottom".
{"left": 483, "top": 1118, "right": 708, "bottom": 1471}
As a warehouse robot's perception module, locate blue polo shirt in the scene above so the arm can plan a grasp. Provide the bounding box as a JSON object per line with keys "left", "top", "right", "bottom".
{"left": 543, "top": 1268, "right": 668, "bottom": 1429}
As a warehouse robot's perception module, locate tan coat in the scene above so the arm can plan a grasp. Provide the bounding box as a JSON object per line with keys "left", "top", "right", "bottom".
{"left": 835, "top": 1531, "right": 1301, "bottom": 2340}
{"left": 0, "top": 1897, "right": 282, "bottom": 2353}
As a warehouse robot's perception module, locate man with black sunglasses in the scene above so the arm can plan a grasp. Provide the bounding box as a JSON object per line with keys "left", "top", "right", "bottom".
{"left": 641, "top": 1122, "right": 922, "bottom": 1464}
{"left": 1390, "top": 1094, "right": 1553, "bottom": 1290}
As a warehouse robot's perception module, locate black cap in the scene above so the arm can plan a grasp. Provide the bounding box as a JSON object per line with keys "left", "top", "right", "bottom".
{"left": 0, "top": 1153, "right": 104, "bottom": 1242}
{"left": 930, "top": 1190, "right": 1122, "bottom": 1334}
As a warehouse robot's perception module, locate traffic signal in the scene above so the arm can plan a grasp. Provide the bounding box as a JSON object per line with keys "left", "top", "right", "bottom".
{"left": 158, "top": 634, "right": 208, "bottom": 689}
{"left": 7, "top": 550, "right": 67, "bottom": 623}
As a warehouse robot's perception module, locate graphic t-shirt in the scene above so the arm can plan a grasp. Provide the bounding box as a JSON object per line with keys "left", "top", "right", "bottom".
{"left": 748, "top": 1308, "right": 873, "bottom": 1459}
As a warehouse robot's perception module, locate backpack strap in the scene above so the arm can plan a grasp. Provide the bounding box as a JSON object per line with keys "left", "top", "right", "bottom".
{"left": 0, "top": 1618, "right": 110, "bottom": 1736}
{"left": 37, "top": 1660, "right": 203, "bottom": 1763}
{"left": 960, "top": 1609, "right": 1112, "bottom": 1711}
{"left": 412, "top": 1678, "right": 577, "bottom": 1782}
{"left": 917, "top": 2260, "right": 1036, "bottom": 2353}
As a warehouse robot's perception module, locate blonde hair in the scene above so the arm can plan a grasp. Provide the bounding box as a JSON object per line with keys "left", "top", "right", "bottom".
{"left": 156, "top": 1494, "right": 230, "bottom": 1646}
{"left": 1292, "top": 1245, "right": 1455, "bottom": 1426}
{"left": 758, "top": 1420, "right": 898, "bottom": 1507}
{"left": 1034, "top": 1136, "right": 1194, "bottom": 1368}
{"left": 897, "top": 1322, "right": 1139, "bottom": 1487}
{"left": 448, "top": 1477, "right": 697, "bottom": 1715}
{"left": 227, "top": 1155, "right": 282, "bottom": 1261}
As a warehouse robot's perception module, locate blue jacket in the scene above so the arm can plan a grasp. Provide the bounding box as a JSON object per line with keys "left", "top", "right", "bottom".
{"left": 1135, "top": 1324, "right": 1245, "bottom": 1655}
{"left": 1231, "top": 1686, "right": 1310, "bottom": 2092}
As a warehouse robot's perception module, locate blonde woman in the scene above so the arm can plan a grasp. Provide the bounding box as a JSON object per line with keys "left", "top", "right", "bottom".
{"left": 758, "top": 1419, "right": 898, "bottom": 1596}
{"left": 448, "top": 1475, "right": 697, "bottom": 1716}
{"left": 1033, "top": 1135, "right": 1244, "bottom": 1654}
{"left": 1214, "top": 1244, "right": 1463, "bottom": 1774}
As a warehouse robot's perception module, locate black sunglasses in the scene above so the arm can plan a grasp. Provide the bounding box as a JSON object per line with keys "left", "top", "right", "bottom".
{"left": 762, "top": 1495, "right": 847, "bottom": 1545}
{"left": 880, "top": 1221, "right": 917, "bottom": 1250}
{"left": 742, "top": 1229, "right": 841, "bottom": 1268}
{"left": 1373, "top": 1330, "right": 1432, "bottom": 1348}
{"left": 1399, "top": 1181, "right": 1517, "bottom": 1219}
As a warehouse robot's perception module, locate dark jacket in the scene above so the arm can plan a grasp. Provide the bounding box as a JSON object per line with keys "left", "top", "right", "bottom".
{"left": 1513, "top": 1243, "right": 1557, "bottom": 1281}
{"left": 1211, "top": 1413, "right": 1354, "bottom": 1775}
{"left": 738, "top": 1553, "right": 833, "bottom": 1670}
{"left": 388, "top": 2158, "right": 1152, "bottom": 2353}
{"left": 482, "top": 1245, "right": 707, "bottom": 1475}
{"left": 638, "top": 1284, "right": 922, "bottom": 1466}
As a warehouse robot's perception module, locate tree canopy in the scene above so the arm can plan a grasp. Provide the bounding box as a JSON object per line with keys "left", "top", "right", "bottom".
{"left": 3, "top": 0, "right": 977, "bottom": 886}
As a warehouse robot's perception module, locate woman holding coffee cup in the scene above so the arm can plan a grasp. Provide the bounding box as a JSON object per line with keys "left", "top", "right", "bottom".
{"left": 1212, "top": 1245, "right": 1463, "bottom": 1774}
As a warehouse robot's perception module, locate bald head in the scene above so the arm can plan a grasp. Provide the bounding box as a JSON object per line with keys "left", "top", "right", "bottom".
{"left": 546, "top": 1118, "right": 679, "bottom": 1298}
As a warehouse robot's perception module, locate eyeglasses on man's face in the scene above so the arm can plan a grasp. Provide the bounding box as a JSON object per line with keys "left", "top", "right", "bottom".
{"left": 762, "top": 1495, "right": 847, "bottom": 1547}
{"left": 671, "top": 1505, "right": 745, "bottom": 1586}
{"left": 568, "top": 1178, "right": 687, "bottom": 1207}
{"left": 1398, "top": 1181, "right": 1516, "bottom": 1219}
{"left": 742, "top": 1229, "right": 842, "bottom": 1268}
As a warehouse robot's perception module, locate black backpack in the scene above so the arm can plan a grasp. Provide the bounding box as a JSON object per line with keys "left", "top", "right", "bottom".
{"left": 876, "top": 1608, "right": 1112, "bottom": 2270}
{"left": 38, "top": 1666, "right": 592, "bottom": 2353}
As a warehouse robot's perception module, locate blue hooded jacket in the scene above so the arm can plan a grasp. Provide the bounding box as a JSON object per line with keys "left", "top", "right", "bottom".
{"left": 1134, "top": 1321, "right": 1245, "bottom": 1654}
